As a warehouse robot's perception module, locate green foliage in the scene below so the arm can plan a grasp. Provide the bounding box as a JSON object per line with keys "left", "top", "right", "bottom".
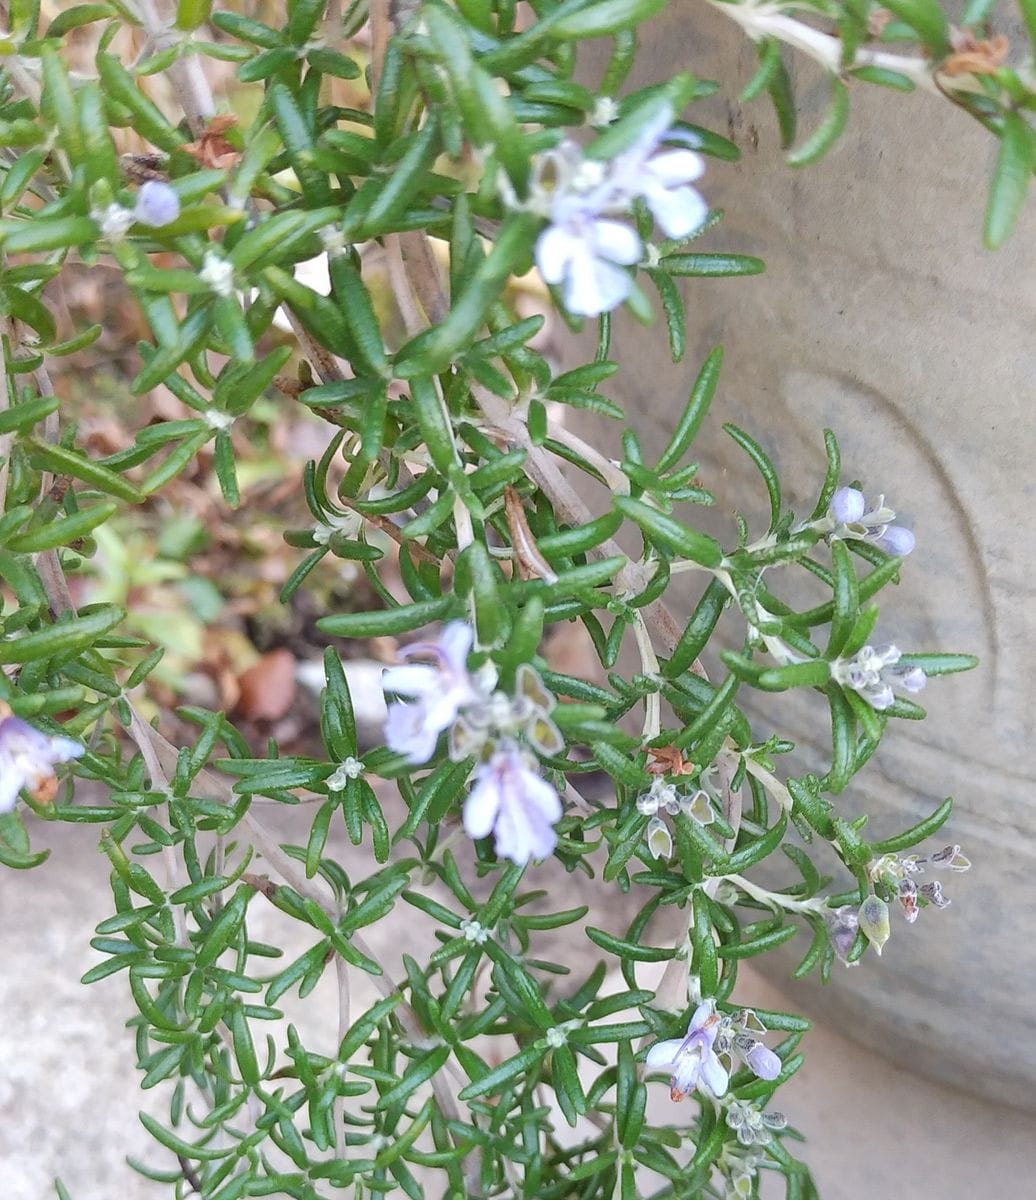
{"left": 0, "top": 2, "right": 997, "bottom": 1198}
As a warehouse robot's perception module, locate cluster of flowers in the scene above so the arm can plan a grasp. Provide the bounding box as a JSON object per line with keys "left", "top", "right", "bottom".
{"left": 0, "top": 704, "right": 83, "bottom": 814}
{"left": 829, "top": 842, "right": 971, "bottom": 959}
{"left": 636, "top": 774, "right": 716, "bottom": 860}
{"left": 531, "top": 103, "right": 708, "bottom": 316}
{"left": 822, "top": 486, "right": 915, "bottom": 557}
{"left": 832, "top": 642, "right": 927, "bottom": 711}
{"left": 381, "top": 622, "right": 564, "bottom": 865}
{"left": 646, "top": 1000, "right": 782, "bottom": 1100}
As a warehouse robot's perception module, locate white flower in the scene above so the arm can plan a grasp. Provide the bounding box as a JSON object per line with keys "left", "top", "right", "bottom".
{"left": 529, "top": 103, "right": 708, "bottom": 317}
{"left": 93, "top": 203, "right": 135, "bottom": 241}
{"left": 646, "top": 815, "right": 673, "bottom": 859}
{"left": 535, "top": 211, "right": 641, "bottom": 317}
{"left": 0, "top": 714, "right": 84, "bottom": 813}
{"left": 645, "top": 999, "right": 729, "bottom": 1099}
{"left": 607, "top": 107, "right": 708, "bottom": 239}
{"left": 326, "top": 757, "right": 364, "bottom": 790}
{"left": 200, "top": 251, "right": 235, "bottom": 298}
{"left": 832, "top": 643, "right": 926, "bottom": 711}
{"left": 383, "top": 622, "right": 486, "bottom": 765}
{"left": 462, "top": 743, "right": 562, "bottom": 865}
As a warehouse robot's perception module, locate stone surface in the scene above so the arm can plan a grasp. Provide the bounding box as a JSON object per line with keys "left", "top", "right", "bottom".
{"left": 567, "top": 1, "right": 1036, "bottom": 1107}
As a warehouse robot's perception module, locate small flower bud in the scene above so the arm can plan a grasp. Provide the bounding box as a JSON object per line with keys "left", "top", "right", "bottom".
{"left": 743, "top": 1040, "right": 781, "bottom": 1081}
{"left": 829, "top": 486, "right": 866, "bottom": 524}
{"left": 929, "top": 844, "right": 971, "bottom": 871}
{"left": 828, "top": 905, "right": 860, "bottom": 964}
{"left": 647, "top": 815, "right": 673, "bottom": 860}
{"left": 873, "top": 524, "right": 915, "bottom": 556}
{"left": 858, "top": 894, "right": 891, "bottom": 955}
{"left": 133, "top": 180, "right": 181, "bottom": 227}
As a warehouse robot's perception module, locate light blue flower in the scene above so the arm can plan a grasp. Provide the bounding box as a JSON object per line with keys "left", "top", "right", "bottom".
{"left": 0, "top": 714, "right": 83, "bottom": 813}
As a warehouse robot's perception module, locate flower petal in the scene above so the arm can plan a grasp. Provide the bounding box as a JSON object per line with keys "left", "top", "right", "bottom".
{"left": 699, "top": 1050, "right": 729, "bottom": 1097}
{"left": 381, "top": 664, "right": 437, "bottom": 698}
{"left": 384, "top": 702, "right": 440, "bottom": 764}
{"left": 648, "top": 149, "right": 706, "bottom": 187}
{"left": 438, "top": 621, "right": 475, "bottom": 672}
{"left": 535, "top": 225, "right": 577, "bottom": 286}
{"left": 0, "top": 755, "right": 26, "bottom": 814}
{"left": 689, "top": 998, "right": 715, "bottom": 1032}
{"left": 830, "top": 486, "right": 866, "bottom": 524}
{"left": 645, "top": 1039, "right": 683, "bottom": 1069}
{"left": 593, "top": 219, "right": 642, "bottom": 265}
{"left": 520, "top": 769, "right": 562, "bottom": 823}
{"left": 463, "top": 774, "right": 501, "bottom": 840}
{"left": 745, "top": 1043, "right": 782, "bottom": 1081}
{"left": 492, "top": 783, "right": 557, "bottom": 864}
{"left": 45, "top": 737, "right": 84, "bottom": 765}
{"left": 646, "top": 184, "right": 709, "bottom": 240}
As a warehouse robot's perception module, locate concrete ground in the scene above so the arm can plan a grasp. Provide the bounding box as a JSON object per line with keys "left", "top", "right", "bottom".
{"left": 2, "top": 817, "right": 1032, "bottom": 1199}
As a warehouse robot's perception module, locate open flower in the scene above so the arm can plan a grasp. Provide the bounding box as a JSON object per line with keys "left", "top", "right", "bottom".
{"left": 828, "top": 486, "right": 914, "bottom": 556}
{"left": 832, "top": 643, "right": 926, "bottom": 710}
{"left": 607, "top": 107, "right": 708, "bottom": 238}
{"left": 535, "top": 210, "right": 642, "bottom": 316}
{"left": 383, "top": 623, "right": 487, "bottom": 764}
{"left": 0, "top": 713, "right": 84, "bottom": 813}
{"left": 462, "top": 743, "right": 562, "bottom": 865}
{"left": 646, "top": 999, "right": 729, "bottom": 1099}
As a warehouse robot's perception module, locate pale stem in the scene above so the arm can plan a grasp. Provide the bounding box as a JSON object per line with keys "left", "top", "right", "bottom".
{"left": 126, "top": 707, "right": 189, "bottom": 949}
{"left": 742, "top": 755, "right": 793, "bottom": 812}
{"left": 0, "top": 321, "right": 12, "bottom": 515}
{"left": 545, "top": 418, "right": 631, "bottom": 496}
{"left": 706, "top": 0, "right": 950, "bottom": 98}
{"left": 130, "top": 0, "right": 215, "bottom": 133}
{"left": 631, "top": 609, "right": 662, "bottom": 741}
{"left": 722, "top": 871, "right": 828, "bottom": 915}
{"left": 333, "top": 951, "right": 351, "bottom": 1160}
{"left": 454, "top": 493, "right": 475, "bottom": 553}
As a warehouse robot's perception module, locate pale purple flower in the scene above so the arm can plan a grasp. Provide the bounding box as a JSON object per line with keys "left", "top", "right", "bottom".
{"left": 462, "top": 743, "right": 562, "bottom": 865}
{"left": 382, "top": 622, "right": 486, "bottom": 765}
{"left": 714, "top": 1009, "right": 783, "bottom": 1081}
{"left": 607, "top": 107, "right": 708, "bottom": 238}
{"left": 0, "top": 715, "right": 83, "bottom": 813}
{"left": 535, "top": 211, "right": 641, "bottom": 317}
{"left": 740, "top": 1040, "right": 781, "bottom": 1080}
{"left": 827, "top": 904, "right": 861, "bottom": 965}
{"left": 530, "top": 104, "right": 708, "bottom": 317}
{"left": 133, "top": 181, "right": 181, "bottom": 227}
{"left": 645, "top": 999, "right": 729, "bottom": 1099}
{"left": 832, "top": 643, "right": 926, "bottom": 711}
{"left": 827, "top": 486, "right": 914, "bottom": 556}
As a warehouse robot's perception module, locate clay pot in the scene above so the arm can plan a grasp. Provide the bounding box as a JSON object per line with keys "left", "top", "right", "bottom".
{"left": 571, "top": 4, "right": 1036, "bottom": 1108}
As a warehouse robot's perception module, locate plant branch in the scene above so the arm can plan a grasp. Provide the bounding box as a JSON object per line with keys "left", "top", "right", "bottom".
{"left": 706, "top": 1, "right": 980, "bottom": 100}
